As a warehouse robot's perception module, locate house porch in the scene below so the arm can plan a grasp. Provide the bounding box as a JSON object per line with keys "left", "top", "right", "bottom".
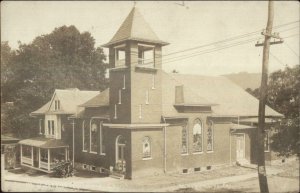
{"left": 18, "top": 137, "right": 69, "bottom": 173}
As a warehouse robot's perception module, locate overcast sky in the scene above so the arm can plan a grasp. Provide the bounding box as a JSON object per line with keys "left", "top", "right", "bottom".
{"left": 1, "top": 1, "right": 299, "bottom": 76}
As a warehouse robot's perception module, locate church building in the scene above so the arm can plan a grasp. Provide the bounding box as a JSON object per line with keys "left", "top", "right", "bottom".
{"left": 19, "top": 7, "right": 283, "bottom": 179}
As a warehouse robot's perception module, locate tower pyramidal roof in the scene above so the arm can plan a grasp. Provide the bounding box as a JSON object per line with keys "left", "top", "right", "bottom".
{"left": 103, "top": 7, "right": 169, "bottom": 47}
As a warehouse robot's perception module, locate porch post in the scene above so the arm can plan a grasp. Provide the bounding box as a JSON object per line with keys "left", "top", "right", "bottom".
{"left": 38, "top": 148, "right": 41, "bottom": 168}
{"left": 20, "top": 145, "right": 23, "bottom": 164}
{"left": 31, "top": 146, "right": 34, "bottom": 166}
{"left": 48, "top": 149, "right": 50, "bottom": 172}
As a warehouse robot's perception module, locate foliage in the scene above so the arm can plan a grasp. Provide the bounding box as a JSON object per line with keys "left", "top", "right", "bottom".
{"left": 246, "top": 65, "right": 300, "bottom": 157}
{"left": 52, "top": 160, "right": 74, "bottom": 178}
{"left": 1, "top": 25, "right": 108, "bottom": 138}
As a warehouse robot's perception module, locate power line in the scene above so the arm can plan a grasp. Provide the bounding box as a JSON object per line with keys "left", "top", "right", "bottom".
{"left": 270, "top": 52, "right": 287, "bottom": 67}
{"left": 161, "top": 32, "right": 296, "bottom": 65}
{"left": 162, "top": 20, "right": 299, "bottom": 57}
{"left": 284, "top": 42, "right": 299, "bottom": 57}
{"left": 163, "top": 37, "right": 260, "bottom": 64}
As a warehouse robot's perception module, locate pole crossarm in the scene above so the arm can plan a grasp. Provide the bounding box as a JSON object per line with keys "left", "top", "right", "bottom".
{"left": 255, "top": 39, "right": 284, "bottom": 47}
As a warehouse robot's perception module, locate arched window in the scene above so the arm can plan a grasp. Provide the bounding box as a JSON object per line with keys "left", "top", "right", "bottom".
{"left": 142, "top": 137, "right": 151, "bottom": 158}
{"left": 207, "top": 121, "right": 214, "bottom": 152}
{"left": 90, "top": 119, "right": 99, "bottom": 153}
{"left": 82, "top": 120, "right": 89, "bottom": 152}
{"left": 181, "top": 125, "right": 188, "bottom": 154}
{"left": 115, "top": 135, "right": 126, "bottom": 172}
{"left": 193, "top": 119, "right": 203, "bottom": 153}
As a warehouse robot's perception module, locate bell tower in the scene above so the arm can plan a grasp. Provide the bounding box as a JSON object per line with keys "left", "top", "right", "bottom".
{"left": 102, "top": 7, "right": 169, "bottom": 124}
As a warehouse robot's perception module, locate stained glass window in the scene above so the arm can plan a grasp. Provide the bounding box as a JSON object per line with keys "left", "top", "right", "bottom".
{"left": 82, "top": 120, "right": 89, "bottom": 151}
{"left": 182, "top": 125, "right": 188, "bottom": 154}
{"left": 90, "top": 119, "right": 98, "bottom": 153}
{"left": 207, "top": 121, "right": 213, "bottom": 151}
{"left": 193, "top": 119, "right": 203, "bottom": 153}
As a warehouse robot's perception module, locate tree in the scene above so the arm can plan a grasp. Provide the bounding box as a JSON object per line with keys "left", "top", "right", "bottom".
{"left": 246, "top": 65, "right": 300, "bottom": 157}
{"left": 267, "top": 65, "right": 299, "bottom": 157}
{"left": 1, "top": 25, "right": 108, "bottom": 138}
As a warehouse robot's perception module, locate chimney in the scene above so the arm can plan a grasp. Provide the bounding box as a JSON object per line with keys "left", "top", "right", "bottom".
{"left": 175, "top": 85, "right": 184, "bottom": 104}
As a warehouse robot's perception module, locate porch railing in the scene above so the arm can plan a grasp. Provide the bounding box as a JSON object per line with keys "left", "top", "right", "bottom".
{"left": 40, "top": 161, "right": 48, "bottom": 170}
{"left": 137, "top": 58, "right": 154, "bottom": 68}
{"left": 50, "top": 162, "right": 59, "bottom": 169}
{"left": 22, "top": 157, "right": 32, "bottom": 166}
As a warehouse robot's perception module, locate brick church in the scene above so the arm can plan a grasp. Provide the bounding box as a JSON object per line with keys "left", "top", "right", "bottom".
{"left": 19, "top": 7, "right": 283, "bottom": 179}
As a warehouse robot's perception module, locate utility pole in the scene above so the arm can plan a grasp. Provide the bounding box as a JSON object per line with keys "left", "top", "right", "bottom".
{"left": 255, "top": 1, "right": 283, "bottom": 193}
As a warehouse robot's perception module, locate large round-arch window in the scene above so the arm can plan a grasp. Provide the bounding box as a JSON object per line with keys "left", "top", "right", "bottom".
{"left": 193, "top": 119, "right": 203, "bottom": 153}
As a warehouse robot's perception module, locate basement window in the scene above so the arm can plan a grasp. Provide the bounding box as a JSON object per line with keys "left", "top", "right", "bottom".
{"left": 100, "top": 168, "right": 106, "bottom": 173}
{"left": 206, "top": 166, "right": 211, "bottom": 170}
{"left": 83, "top": 164, "right": 88, "bottom": 169}
{"left": 91, "top": 166, "right": 96, "bottom": 171}
{"left": 182, "top": 169, "right": 188, "bottom": 174}
{"left": 194, "top": 167, "right": 201, "bottom": 172}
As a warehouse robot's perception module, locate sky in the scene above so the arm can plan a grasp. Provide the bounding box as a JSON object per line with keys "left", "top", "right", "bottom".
{"left": 1, "top": 1, "right": 299, "bottom": 76}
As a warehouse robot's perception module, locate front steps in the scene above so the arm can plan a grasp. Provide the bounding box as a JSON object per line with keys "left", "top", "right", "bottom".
{"left": 109, "top": 171, "right": 125, "bottom": 179}
{"left": 236, "top": 159, "right": 257, "bottom": 169}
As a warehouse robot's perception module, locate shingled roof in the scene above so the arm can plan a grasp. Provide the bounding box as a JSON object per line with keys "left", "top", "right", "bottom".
{"left": 30, "top": 89, "right": 99, "bottom": 115}
{"left": 102, "top": 7, "right": 169, "bottom": 47}
{"left": 162, "top": 72, "right": 283, "bottom": 117}
{"left": 79, "top": 88, "right": 109, "bottom": 107}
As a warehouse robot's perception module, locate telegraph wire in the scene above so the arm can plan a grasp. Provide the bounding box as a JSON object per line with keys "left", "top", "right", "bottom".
{"left": 161, "top": 33, "right": 298, "bottom": 65}
{"left": 163, "top": 21, "right": 299, "bottom": 57}
{"left": 162, "top": 37, "right": 261, "bottom": 64}
{"left": 270, "top": 52, "right": 288, "bottom": 68}
{"left": 284, "top": 42, "right": 299, "bottom": 57}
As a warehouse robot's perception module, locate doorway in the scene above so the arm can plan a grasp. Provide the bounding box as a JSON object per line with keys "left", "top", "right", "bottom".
{"left": 236, "top": 134, "right": 245, "bottom": 161}
{"left": 115, "top": 135, "right": 126, "bottom": 173}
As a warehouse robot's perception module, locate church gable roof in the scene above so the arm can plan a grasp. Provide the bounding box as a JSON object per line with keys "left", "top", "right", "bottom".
{"left": 162, "top": 72, "right": 283, "bottom": 117}
{"left": 102, "top": 7, "right": 168, "bottom": 47}
{"left": 30, "top": 89, "right": 100, "bottom": 115}
{"left": 79, "top": 88, "right": 109, "bottom": 107}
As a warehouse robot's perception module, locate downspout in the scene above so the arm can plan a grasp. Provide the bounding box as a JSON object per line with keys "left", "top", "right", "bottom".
{"left": 230, "top": 115, "right": 239, "bottom": 165}
{"left": 72, "top": 119, "right": 75, "bottom": 167}
{"left": 162, "top": 116, "right": 167, "bottom": 173}
{"left": 68, "top": 116, "right": 76, "bottom": 167}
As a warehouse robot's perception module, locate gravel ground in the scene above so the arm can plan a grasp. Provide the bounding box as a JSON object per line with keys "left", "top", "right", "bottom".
{"left": 200, "top": 159, "right": 299, "bottom": 193}
{"left": 2, "top": 158, "right": 299, "bottom": 192}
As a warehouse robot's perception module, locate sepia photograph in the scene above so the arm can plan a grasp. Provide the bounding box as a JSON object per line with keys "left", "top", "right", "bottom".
{"left": 1, "top": 1, "right": 299, "bottom": 192}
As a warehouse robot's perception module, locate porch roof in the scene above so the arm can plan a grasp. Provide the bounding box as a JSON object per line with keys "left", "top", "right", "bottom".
{"left": 18, "top": 137, "right": 68, "bottom": 148}
{"left": 103, "top": 123, "right": 169, "bottom": 129}
{"left": 231, "top": 124, "right": 256, "bottom": 130}
{"left": 239, "top": 117, "right": 278, "bottom": 124}
{"left": 1, "top": 135, "right": 20, "bottom": 144}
